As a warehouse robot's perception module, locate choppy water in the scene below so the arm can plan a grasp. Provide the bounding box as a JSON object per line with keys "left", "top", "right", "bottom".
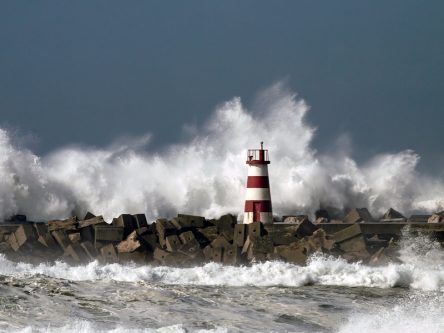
{"left": 0, "top": 235, "right": 442, "bottom": 333}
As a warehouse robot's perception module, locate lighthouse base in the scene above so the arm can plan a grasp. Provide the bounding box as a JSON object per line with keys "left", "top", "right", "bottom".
{"left": 243, "top": 212, "right": 273, "bottom": 224}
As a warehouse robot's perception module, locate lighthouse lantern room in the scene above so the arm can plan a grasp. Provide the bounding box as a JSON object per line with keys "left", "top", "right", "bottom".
{"left": 243, "top": 142, "right": 273, "bottom": 224}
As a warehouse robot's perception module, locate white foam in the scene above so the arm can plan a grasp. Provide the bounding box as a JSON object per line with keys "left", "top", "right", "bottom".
{"left": 0, "top": 83, "right": 443, "bottom": 222}
{"left": 338, "top": 292, "right": 444, "bottom": 333}
{"left": 0, "top": 237, "right": 442, "bottom": 292}
{"left": 2, "top": 321, "right": 227, "bottom": 333}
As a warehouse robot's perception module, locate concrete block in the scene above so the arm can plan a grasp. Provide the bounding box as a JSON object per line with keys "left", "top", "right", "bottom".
{"left": 248, "top": 221, "right": 264, "bottom": 238}
{"left": 198, "top": 226, "right": 218, "bottom": 243}
{"left": 93, "top": 225, "right": 124, "bottom": 247}
{"left": 83, "top": 211, "right": 96, "bottom": 220}
{"left": 48, "top": 217, "right": 77, "bottom": 231}
{"left": 214, "top": 214, "right": 236, "bottom": 241}
{"left": 222, "top": 245, "right": 239, "bottom": 265}
{"left": 33, "top": 223, "right": 49, "bottom": 237}
{"left": 68, "top": 232, "right": 81, "bottom": 243}
{"left": 344, "top": 208, "right": 374, "bottom": 223}
{"left": 233, "top": 223, "right": 246, "bottom": 247}
{"left": 283, "top": 215, "right": 309, "bottom": 224}
{"left": 177, "top": 242, "right": 204, "bottom": 261}
{"left": 428, "top": 212, "right": 444, "bottom": 223}
{"left": 139, "top": 233, "right": 158, "bottom": 251}
{"left": 116, "top": 230, "right": 141, "bottom": 253}
{"left": 51, "top": 230, "right": 71, "bottom": 250}
{"left": 165, "top": 235, "right": 181, "bottom": 252}
{"left": 37, "top": 233, "right": 58, "bottom": 249}
{"left": 211, "top": 235, "right": 232, "bottom": 249}
{"left": 153, "top": 247, "right": 170, "bottom": 262}
{"left": 203, "top": 245, "right": 212, "bottom": 261}
{"left": 64, "top": 244, "right": 89, "bottom": 263}
{"left": 8, "top": 233, "right": 20, "bottom": 252}
{"left": 408, "top": 215, "right": 430, "bottom": 222}
{"left": 332, "top": 224, "right": 364, "bottom": 243}
{"left": 119, "top": 251, "right": 146, "bottom": 264}
{"left": 274, "top": 242, "right": 307, "bottom": 265}
{"left": 211, "top": 247, "right": 223, "bottom": 263}
{"left": 178, "top": 231, "right": 199, "bottom": 246}
{"left": 155, "top": 219, "right": 176, "bottom": 247}
{"left": 100, "top": 244, "right": 118, "bottom": 263}
{"left": 339, "top": 236, "right": 368, "bottom": 253}
{"left": 80, "top": 241, "right": 98, "bottom": 260}
{"left": 172, "top": 214, "right": 206, "bottom": 229}
{"left": 133, "top": 214, "right": 148, "bottom": 229}
{"left": 112, "top": 214, "right": 136, "bottom": 237}
{"left": 381, "top": 208, "right": 405, "bottom": 221}
{"left": 14, "top": 224, "right": 36, "bottom": 247}
{"left": 79, "top": 226, "right": 94, "bottom": 242}
{"left": 78, "top": 215, "right": 105, "bottom": 229}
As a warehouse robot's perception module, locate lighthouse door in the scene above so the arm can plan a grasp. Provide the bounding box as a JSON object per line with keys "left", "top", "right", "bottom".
{"left": 253, "top": 202, "right": 261, "bottom": 222}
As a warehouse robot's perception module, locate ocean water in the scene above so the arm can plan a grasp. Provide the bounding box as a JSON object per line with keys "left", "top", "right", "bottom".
{"left": 0, "top": 235, "right": 442, "bottom": 333}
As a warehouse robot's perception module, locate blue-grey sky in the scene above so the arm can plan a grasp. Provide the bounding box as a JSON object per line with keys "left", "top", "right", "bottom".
{"left": 0, "top": 1, "right": 443, "bottom": 172}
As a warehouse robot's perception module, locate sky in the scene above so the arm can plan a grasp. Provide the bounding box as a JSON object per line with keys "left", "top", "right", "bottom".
{"left": 0, "top": 1, "right": 443, "bottom": 173}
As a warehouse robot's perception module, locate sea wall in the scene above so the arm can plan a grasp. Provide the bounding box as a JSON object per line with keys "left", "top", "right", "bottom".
{"left": 1, "top": 210, "right": 443, "bottom": 266}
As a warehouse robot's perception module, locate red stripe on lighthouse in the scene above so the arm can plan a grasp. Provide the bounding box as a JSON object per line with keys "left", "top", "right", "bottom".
{"left": 247, "top": 176, "right": 270, "bottom": 188}
{"left": 244, "top": 200, "right": 272, "bottom": 212}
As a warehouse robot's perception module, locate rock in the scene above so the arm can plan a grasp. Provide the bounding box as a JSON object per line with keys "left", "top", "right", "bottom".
{"left": 172, "top": 214, "right": 206, "bottom": 229}
{"left": 331, "top": 224, "right": 369, "bottom": 259}
{"left": 343, "top": 208, "right": 374, "bottom": 223}
{"left": 428, "top": 212, "right": 444, "bottom": 223}
{"left": 100, "top": 244, "right": 118, "bottom": 263}
{"left": 116, "top": 231, "right": 141, "bottom": 253}
{"left": 381, "top": 208, "right": 406, "bottom": 221}
{"left": 233, "top": 223, "right": 247, "bottom": 247}
{"left": 165, "top": 235, "right": 181, "bottom": 252}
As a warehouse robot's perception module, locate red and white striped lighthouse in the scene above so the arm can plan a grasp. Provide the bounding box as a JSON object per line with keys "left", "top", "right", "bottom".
{"left": 243, "top": 142, "right": 273, "bottom": 224}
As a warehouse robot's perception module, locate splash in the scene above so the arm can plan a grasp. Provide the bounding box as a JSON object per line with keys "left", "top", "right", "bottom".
{"left": 0, "top": 83, "right": 443, "bottom": 221}
{"left": 0, "top": 235, "right": 442, "bottom": 291}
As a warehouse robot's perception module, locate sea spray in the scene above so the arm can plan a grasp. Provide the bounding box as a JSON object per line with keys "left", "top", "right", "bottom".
{"left": 0, "top": 83, "right": 443, "bottom": 221}
{"left": 0, "top": 235, "right": 442, "bottom": 291}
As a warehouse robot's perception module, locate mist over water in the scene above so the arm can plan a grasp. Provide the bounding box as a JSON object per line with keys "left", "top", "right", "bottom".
{"left": 0, "top": 83, "right": 443, "bottom": 221}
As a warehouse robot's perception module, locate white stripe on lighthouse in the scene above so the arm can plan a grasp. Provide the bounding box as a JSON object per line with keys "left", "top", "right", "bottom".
{"left": 247, "top": 165, "right": 269, "bottom": 176}
{"left": 245, "top": 188, "right": 271, "bottom": 201}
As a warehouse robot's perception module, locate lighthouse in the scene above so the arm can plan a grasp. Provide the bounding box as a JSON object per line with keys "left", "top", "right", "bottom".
{"left": 243, "top": 142, "right": 273, "bottom": 224}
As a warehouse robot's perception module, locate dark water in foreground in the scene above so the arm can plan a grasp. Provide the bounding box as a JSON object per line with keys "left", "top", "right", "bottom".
{"left": 0, "top": 235, "right": 442, "bottom": 333}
